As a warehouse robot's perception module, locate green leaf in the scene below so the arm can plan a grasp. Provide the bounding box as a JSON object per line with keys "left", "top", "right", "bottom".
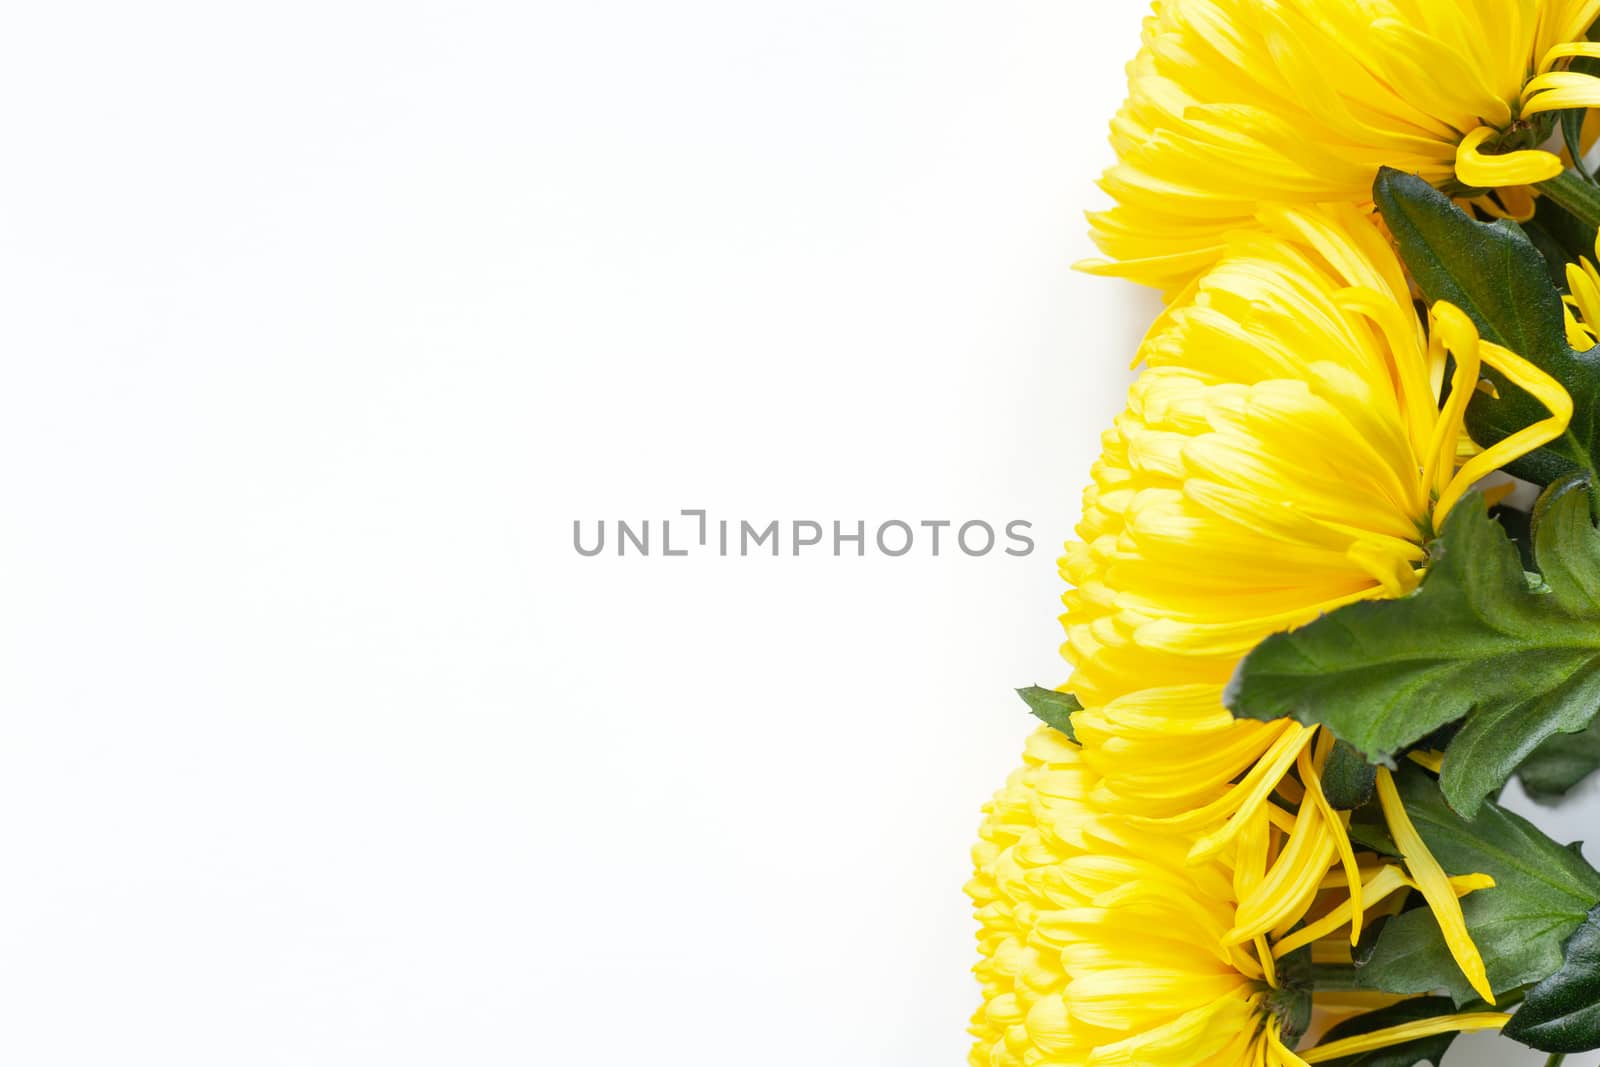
{"left": 1227, "top": 484, "right": 1600, "bottom": 817}
{"left": 1373, "top": 167, "right": 1600, "bottom": 486}
{"left": 1016, "top": 686, "right": 1079, "bottom": 742}
{"left": 1503, "top": 905, "right": 1600, "bottom": 1053}
{"left": 1520, "top": 716, "right": 1600, "bottom": 803}
{"left": 1356, "top": 766, "right": 1600, "bottom": 1004}
{"left": 1307, "top": 996, "right": 1460, "bottom": 1067}
{"left": 1347, "top": 820, "right": 1402, "bottom": 860}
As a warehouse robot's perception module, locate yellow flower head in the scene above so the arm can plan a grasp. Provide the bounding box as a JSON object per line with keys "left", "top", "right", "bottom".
{"left": 1057, "top": 204, "right": 1569, "bottom": 999}
{"left": 1085, "top": 0, "right": 1600, "bottom": 292}
{"left": 968, "top": 728, "right": 1310, "bottom": 1067}
{"left": 1063, "top": 203, "right": 1566, "bottom": 750}
{"left": 967, "top": 730, "right": 1510, "bottom": 1066}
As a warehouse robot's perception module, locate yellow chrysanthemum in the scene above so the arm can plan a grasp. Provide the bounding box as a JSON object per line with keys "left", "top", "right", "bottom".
{"left": 969, "top": 728, "right": 1310, "bottom": 1067}
{"left": 967, "top": 728, "right": 1511, "bottom": 1066}
{"left": 1058, "top": 203, "right": 1570, "bottom": 999}
{"left": 1064, "top": 205, "right": 1568, "bottom": 706}
{"left": 1085, "top": 0, "right": 1600, "bottom": 293}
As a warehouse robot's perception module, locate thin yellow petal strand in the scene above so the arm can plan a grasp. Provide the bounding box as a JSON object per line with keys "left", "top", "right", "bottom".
{"left": 1273, "top": 870, "right": 1495, "bottom": 958}
{"left": 1375, "top": 767, "right": 1495, "bottom": 1004}
{"left": 1298, "top": 736, "right": 1363, "bottom": 943}
{"left": 1187, "top": 725, "right": 1317, "bottom": 861}
{"left": 1301, "top": 1012, "right": 1510, "bottom": 1063}
{"left": 1273, "top": 866, "right": 1411, "bottom": 958}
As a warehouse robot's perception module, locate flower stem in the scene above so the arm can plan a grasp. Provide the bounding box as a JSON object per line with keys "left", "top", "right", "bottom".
{"left": 1539, "top": 169, "right": 1600, "bottom": 232}
{"left": 1545, "top": 1054, "right": 1566, "bottom": 1067}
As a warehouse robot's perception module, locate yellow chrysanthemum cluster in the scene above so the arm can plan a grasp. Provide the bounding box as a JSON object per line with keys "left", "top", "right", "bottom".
{"left": 969, "top": 2, "right": 1587, "bottom": 1063}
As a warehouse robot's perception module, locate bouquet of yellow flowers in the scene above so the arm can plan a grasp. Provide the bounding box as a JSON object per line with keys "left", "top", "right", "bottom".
{"left": 968, "top": 2, "right": 1600, "bottom": 1064}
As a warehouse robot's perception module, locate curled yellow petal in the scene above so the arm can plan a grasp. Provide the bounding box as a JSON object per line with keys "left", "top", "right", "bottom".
{"left": 1522, "top": 71, "right": 1600, "bottom": 115}
{"left": 1423, "top": 304, "right": 1482, "bottom": 515}
{"left": 1375, "top": 767, "right": 1494, "bottom": 1004}
{"left": 1540, "top": 42, "right": 1600, "bottom": 74}
{"left": 1455, "top": 126, "right": 1564, "bottom": 188}
{"left": 1430, "top": 302, "right": 1573, "bottom": 524}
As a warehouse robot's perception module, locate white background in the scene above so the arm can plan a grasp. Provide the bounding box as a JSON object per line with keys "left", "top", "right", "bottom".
{"left": 1, "top": 2, "right": 1595, "bottom": 1064}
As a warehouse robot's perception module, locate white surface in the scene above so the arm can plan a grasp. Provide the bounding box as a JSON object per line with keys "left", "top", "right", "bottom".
{"left": 0, "top": 2, "right": 1594, "bottom": 1064}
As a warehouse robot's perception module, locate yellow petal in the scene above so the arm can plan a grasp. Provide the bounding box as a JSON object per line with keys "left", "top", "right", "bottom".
{"left": 1301, "top": 1011, "right": 1509, "bottom": 1062}
{"left": 1375, "top": 767, "right": 1495, "bottom": 1004}
{"left": 1455, "top": 126, "right": 1563, "bottom": 188}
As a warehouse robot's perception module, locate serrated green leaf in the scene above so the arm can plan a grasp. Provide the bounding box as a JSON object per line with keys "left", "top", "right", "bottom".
{"left": 1503, "top": 905, "right": 1600, "bottom": 1053}
{"left": 1306, "top": 996, "right": 1460, "bottom": 1066}
{"left": 1227, "top": 484, "right": 1600, "bottom": 817}
{"left": 1016, "top": 686, "right": 1079, "bottom": 742}
{"left": 1373, "top": 167, "right": 1600, "bottom": 486}
{"left": 1439, "top": 478, "right": 1600, "bottom": 813}
{"left": 1520, "top": 716, "right": 1600, "bottom": 802}
{"left": 1356, "top": 767, "right": 1600, "bottom": 1004}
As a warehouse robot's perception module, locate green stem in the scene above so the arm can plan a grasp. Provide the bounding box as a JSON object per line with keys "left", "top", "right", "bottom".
{"left": 1538, "top": 169, "right": 1600, "bottom": 232}
{"left": 1544, "top": 1054, "right": 1567, "bottom": 1067}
